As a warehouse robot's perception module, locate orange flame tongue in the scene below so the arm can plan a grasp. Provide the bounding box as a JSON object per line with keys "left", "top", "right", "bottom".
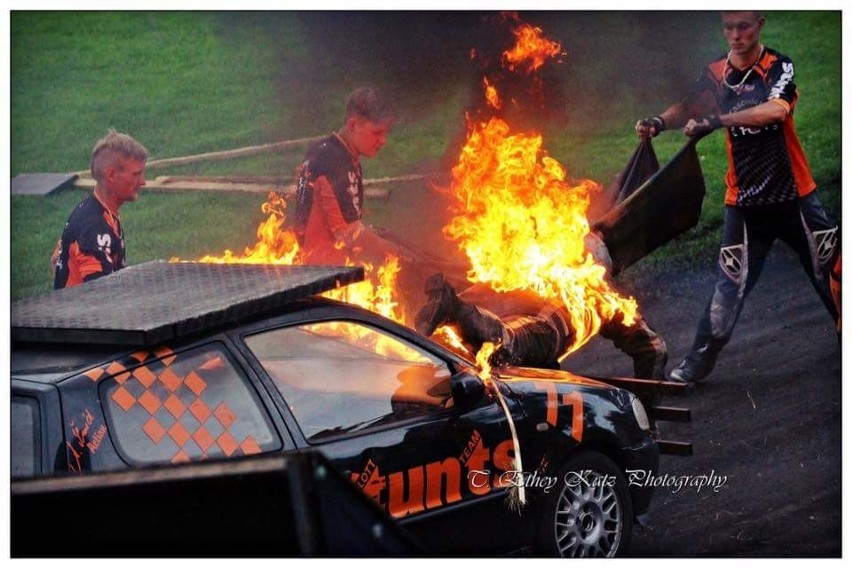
{"left": 195, "top": 193, "right": 301, "bottom": 265}
{"left": 322, "top": 255, "right": 405, "bottom": 324}
{"left": 503, "top": 23, "right": 563, "bottom": 73}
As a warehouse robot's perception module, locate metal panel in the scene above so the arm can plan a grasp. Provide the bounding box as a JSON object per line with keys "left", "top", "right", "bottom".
{"left": 10, "top": 173, "right": 78, "bottom": 195}
{"left": 11, "top": 452, "right": 421, "bottom": 556}
{"left": 11, "top": 261, "right": 364, "bottom": 346}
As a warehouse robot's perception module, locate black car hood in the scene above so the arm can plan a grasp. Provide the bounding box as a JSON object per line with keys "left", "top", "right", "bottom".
{"left": 488, "top": 365, "right": 635, "bottom": 432}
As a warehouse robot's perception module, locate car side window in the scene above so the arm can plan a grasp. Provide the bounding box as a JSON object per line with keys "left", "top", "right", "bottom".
{"left": 101, "top": 343, "right": 280, "bottom": 465}
{"left": 11, "top": 396, "right": 41, "bottom": 478}
{"left": 244, "top": 321, "right": 453, "bottom": 442}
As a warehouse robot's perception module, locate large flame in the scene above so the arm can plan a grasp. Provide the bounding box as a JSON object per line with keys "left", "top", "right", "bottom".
{"left": 443, "top": 20, "right": 637, "bottom": 357}
{"left": 172, "top": 191, "right": 407, "bottom": 353}
{"left": 172, "top": 18, "right": 638, "bottom": 364}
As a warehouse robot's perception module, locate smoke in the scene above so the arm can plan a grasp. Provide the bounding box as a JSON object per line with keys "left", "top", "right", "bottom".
{"left": 537, "top": 12, "right": 722, "bottom": 127}
{"left": 213, "top": 11, "right": 723, "bottom": 157}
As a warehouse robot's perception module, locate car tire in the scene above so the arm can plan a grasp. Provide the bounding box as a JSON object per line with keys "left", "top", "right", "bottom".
{"left": 536, "top": 450, "right": 633, "bottom": 557}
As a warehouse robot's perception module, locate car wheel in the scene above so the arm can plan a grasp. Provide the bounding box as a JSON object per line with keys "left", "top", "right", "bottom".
{"left": 537, "top": 450, "right": 633, "bottom": 557}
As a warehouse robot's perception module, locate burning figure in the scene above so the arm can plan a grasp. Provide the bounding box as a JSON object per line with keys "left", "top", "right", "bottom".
{"left": 418, "top": 19, "right": 667, "bottom": 379}
{"left": 415, "top": 256, "right": 667, "bottom": 379}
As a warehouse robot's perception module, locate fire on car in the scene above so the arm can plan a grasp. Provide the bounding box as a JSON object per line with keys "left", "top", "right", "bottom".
{"left": 11, "top": 261, "right": 690, "bottom": 557}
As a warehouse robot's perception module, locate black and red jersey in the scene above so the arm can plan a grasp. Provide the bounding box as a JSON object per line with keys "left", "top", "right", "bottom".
{"left": 293, "top": 133, "right": 364, "bottom": 264}
{"left": 692, "top": 47, "right": 816, "bottom": 207}
{"left": 54, "top": 194, "right": 126, "bottom": 289}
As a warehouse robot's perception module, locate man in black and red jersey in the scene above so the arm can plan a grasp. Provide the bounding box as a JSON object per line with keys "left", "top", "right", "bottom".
{"left": 294, "top": 87, "right": 403, "bottom": 267}
{"left": 635, "top": 11, "right": 839, "bottom": 383}
{"left": 53, "top": 130, "right": 148, "bottom": 289}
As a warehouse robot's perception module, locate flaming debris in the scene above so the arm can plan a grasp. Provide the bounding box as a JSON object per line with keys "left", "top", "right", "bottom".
{"left": 483, "top": 78, "right": 502, "bottom": 110}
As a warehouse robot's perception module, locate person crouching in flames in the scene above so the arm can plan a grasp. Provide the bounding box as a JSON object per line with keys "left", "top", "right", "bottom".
{"left": 415, "top": 233, "right": 668, "bottom": 379}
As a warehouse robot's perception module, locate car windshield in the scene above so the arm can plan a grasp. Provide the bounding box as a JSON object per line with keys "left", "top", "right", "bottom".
{"left": 244, "top": 321, "right": 453, "bottom": 441}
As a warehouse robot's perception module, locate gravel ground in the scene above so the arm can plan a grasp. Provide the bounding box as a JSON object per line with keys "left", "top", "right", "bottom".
{"left": 562, "top": 246, "right": 843, "bottom": 557}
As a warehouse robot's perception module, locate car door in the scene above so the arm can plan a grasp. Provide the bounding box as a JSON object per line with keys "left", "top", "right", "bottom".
{"left": 238, "top": 308, "right": 534, "bottom": 554}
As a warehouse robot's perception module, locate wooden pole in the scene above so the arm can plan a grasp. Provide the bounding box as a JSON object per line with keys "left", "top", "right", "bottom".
{"left": 72, "top": 135, "right": 326, "bottom": 176}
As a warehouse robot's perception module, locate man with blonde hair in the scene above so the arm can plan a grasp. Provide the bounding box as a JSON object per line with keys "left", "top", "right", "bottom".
{"left": 53, "top": 129, "right": 148, "bottom": 289}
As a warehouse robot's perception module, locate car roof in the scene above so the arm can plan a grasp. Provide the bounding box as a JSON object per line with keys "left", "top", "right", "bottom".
{"left": 12, "top": 342, "right": 132, "bottom": 383}
{"left": 11, "top": 261, "right": 364, "bottom": 347}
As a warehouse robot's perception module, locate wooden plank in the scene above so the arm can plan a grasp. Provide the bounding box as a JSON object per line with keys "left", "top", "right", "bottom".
{"left": 72, "top": 177, "right": 390, "bottom": 199}
{"left": 156, "top": 172, "right": 445, "bottom": 187}
{"left": 656, "top": 440, "right": 694, "bottom": 457}
{"left": 71, "top": 136, "right": 327, "bottom": 175}
{"left": 650, "top": 405, "right": 692, "bottom": 423}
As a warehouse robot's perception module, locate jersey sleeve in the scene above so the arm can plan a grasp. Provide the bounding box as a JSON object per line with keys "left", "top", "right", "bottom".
{"left": 72, "top": 221, "right": 118, "bottom": 281}
{"left": 766, "top": 56, "right": 797, "bottom": 106}
{"left": 314, "top": 175, "right": 361, "bottom": 240}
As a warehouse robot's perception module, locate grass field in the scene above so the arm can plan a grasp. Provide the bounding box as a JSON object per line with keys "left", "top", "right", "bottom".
{"left": 9, "top": 11, "right": 842, "bottom": 299}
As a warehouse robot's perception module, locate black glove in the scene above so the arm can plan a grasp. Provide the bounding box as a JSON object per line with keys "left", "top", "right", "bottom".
{"left": 635, "top": 116, "right": 666, "bottom": 137}
{"left": 685, "top": 114, "right": 722, "bottom": 137}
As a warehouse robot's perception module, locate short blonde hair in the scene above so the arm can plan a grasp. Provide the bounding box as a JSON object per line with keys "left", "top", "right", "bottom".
{"left": 90, "top": 129, "right": 148, "bottom": 181}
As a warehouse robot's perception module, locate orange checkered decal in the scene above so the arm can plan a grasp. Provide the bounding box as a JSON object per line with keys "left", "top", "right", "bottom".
{"left": 104, "top": 346, "right": 268, "bottom": 465}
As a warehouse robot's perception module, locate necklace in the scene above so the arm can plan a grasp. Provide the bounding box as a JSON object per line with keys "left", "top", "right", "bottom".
{"left": 722, "top": 46, "right": 764, "bottom": 91}
{"left": 92, "top": 189, "right": 122, "bottom": 236}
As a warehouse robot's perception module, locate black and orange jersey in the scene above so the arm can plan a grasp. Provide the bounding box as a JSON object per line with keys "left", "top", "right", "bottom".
{"left": 692, "top": 47, "right": 816, "bottom": 207}
{"left": 54, "top": 194, "right": 126, "bottom": 289}
{"left": 293, "top": 133, "right": 364, "bottom": 264}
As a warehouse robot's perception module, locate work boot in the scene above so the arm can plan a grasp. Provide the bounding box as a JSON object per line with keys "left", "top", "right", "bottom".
{"left": 415, "top": 273, "right": 460, "bottom": 337}
{"left": 669, "top": 344, "right": 720, "bottom": 383}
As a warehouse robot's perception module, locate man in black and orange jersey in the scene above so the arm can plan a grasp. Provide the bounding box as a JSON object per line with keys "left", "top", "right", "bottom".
{"left": 294, "top": 86, "right": 403, "bottom": 267}
{"left": 636, "top": 11, "right": 839, "bottom": 383}
{"left": 53, "top": 130, "right": 148, "bottom": 289}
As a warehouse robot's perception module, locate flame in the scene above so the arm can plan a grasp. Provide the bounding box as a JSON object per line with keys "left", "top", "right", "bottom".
{"left": 172, "top": 191, "right": 408, "bottom": 353}
{"left": 196, "top": 193, "right": 301, "bottom": 265}
{"left": 322, "top": 255, "right": 405, "bottom": 324}
{"left": 502, "top": 23, "right": 563, "bottom": 73}
{"left": 444, "top": 20, "right": 638, "bottom": 358}
{"left": 476, "top": 342, "right": 498, "bottom": 381}
{"left": 483, "top": 78, "right": 501, "bottom": 110}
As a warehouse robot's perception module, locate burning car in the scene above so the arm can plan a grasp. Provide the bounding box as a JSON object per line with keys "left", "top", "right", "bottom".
{"left": 11, "top": 261, "right": 688, "bottom": 557}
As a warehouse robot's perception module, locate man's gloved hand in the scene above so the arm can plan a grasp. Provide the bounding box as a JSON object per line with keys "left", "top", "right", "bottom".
{"left": 635, "top": 116, "right": 665, "bottom": 137}
{"left": 684, "top": 114, "right": 722, "bottom": 137}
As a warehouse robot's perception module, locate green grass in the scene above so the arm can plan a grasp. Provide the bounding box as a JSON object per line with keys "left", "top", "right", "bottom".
{"left": 9, "top": 11, "right": 841, "bottom": 299}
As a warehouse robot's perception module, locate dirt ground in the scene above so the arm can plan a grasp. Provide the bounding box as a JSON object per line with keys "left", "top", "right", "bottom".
{"left": 560, "top": 246, "right": 842, "bottom": 557}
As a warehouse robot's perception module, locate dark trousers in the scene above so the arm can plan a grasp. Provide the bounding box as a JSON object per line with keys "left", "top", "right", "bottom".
{"left": 689, "top": 193, "right": 838, "bottom": 357}
{"left": 469, "top": 305, "right": 667, "bottom": 379}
